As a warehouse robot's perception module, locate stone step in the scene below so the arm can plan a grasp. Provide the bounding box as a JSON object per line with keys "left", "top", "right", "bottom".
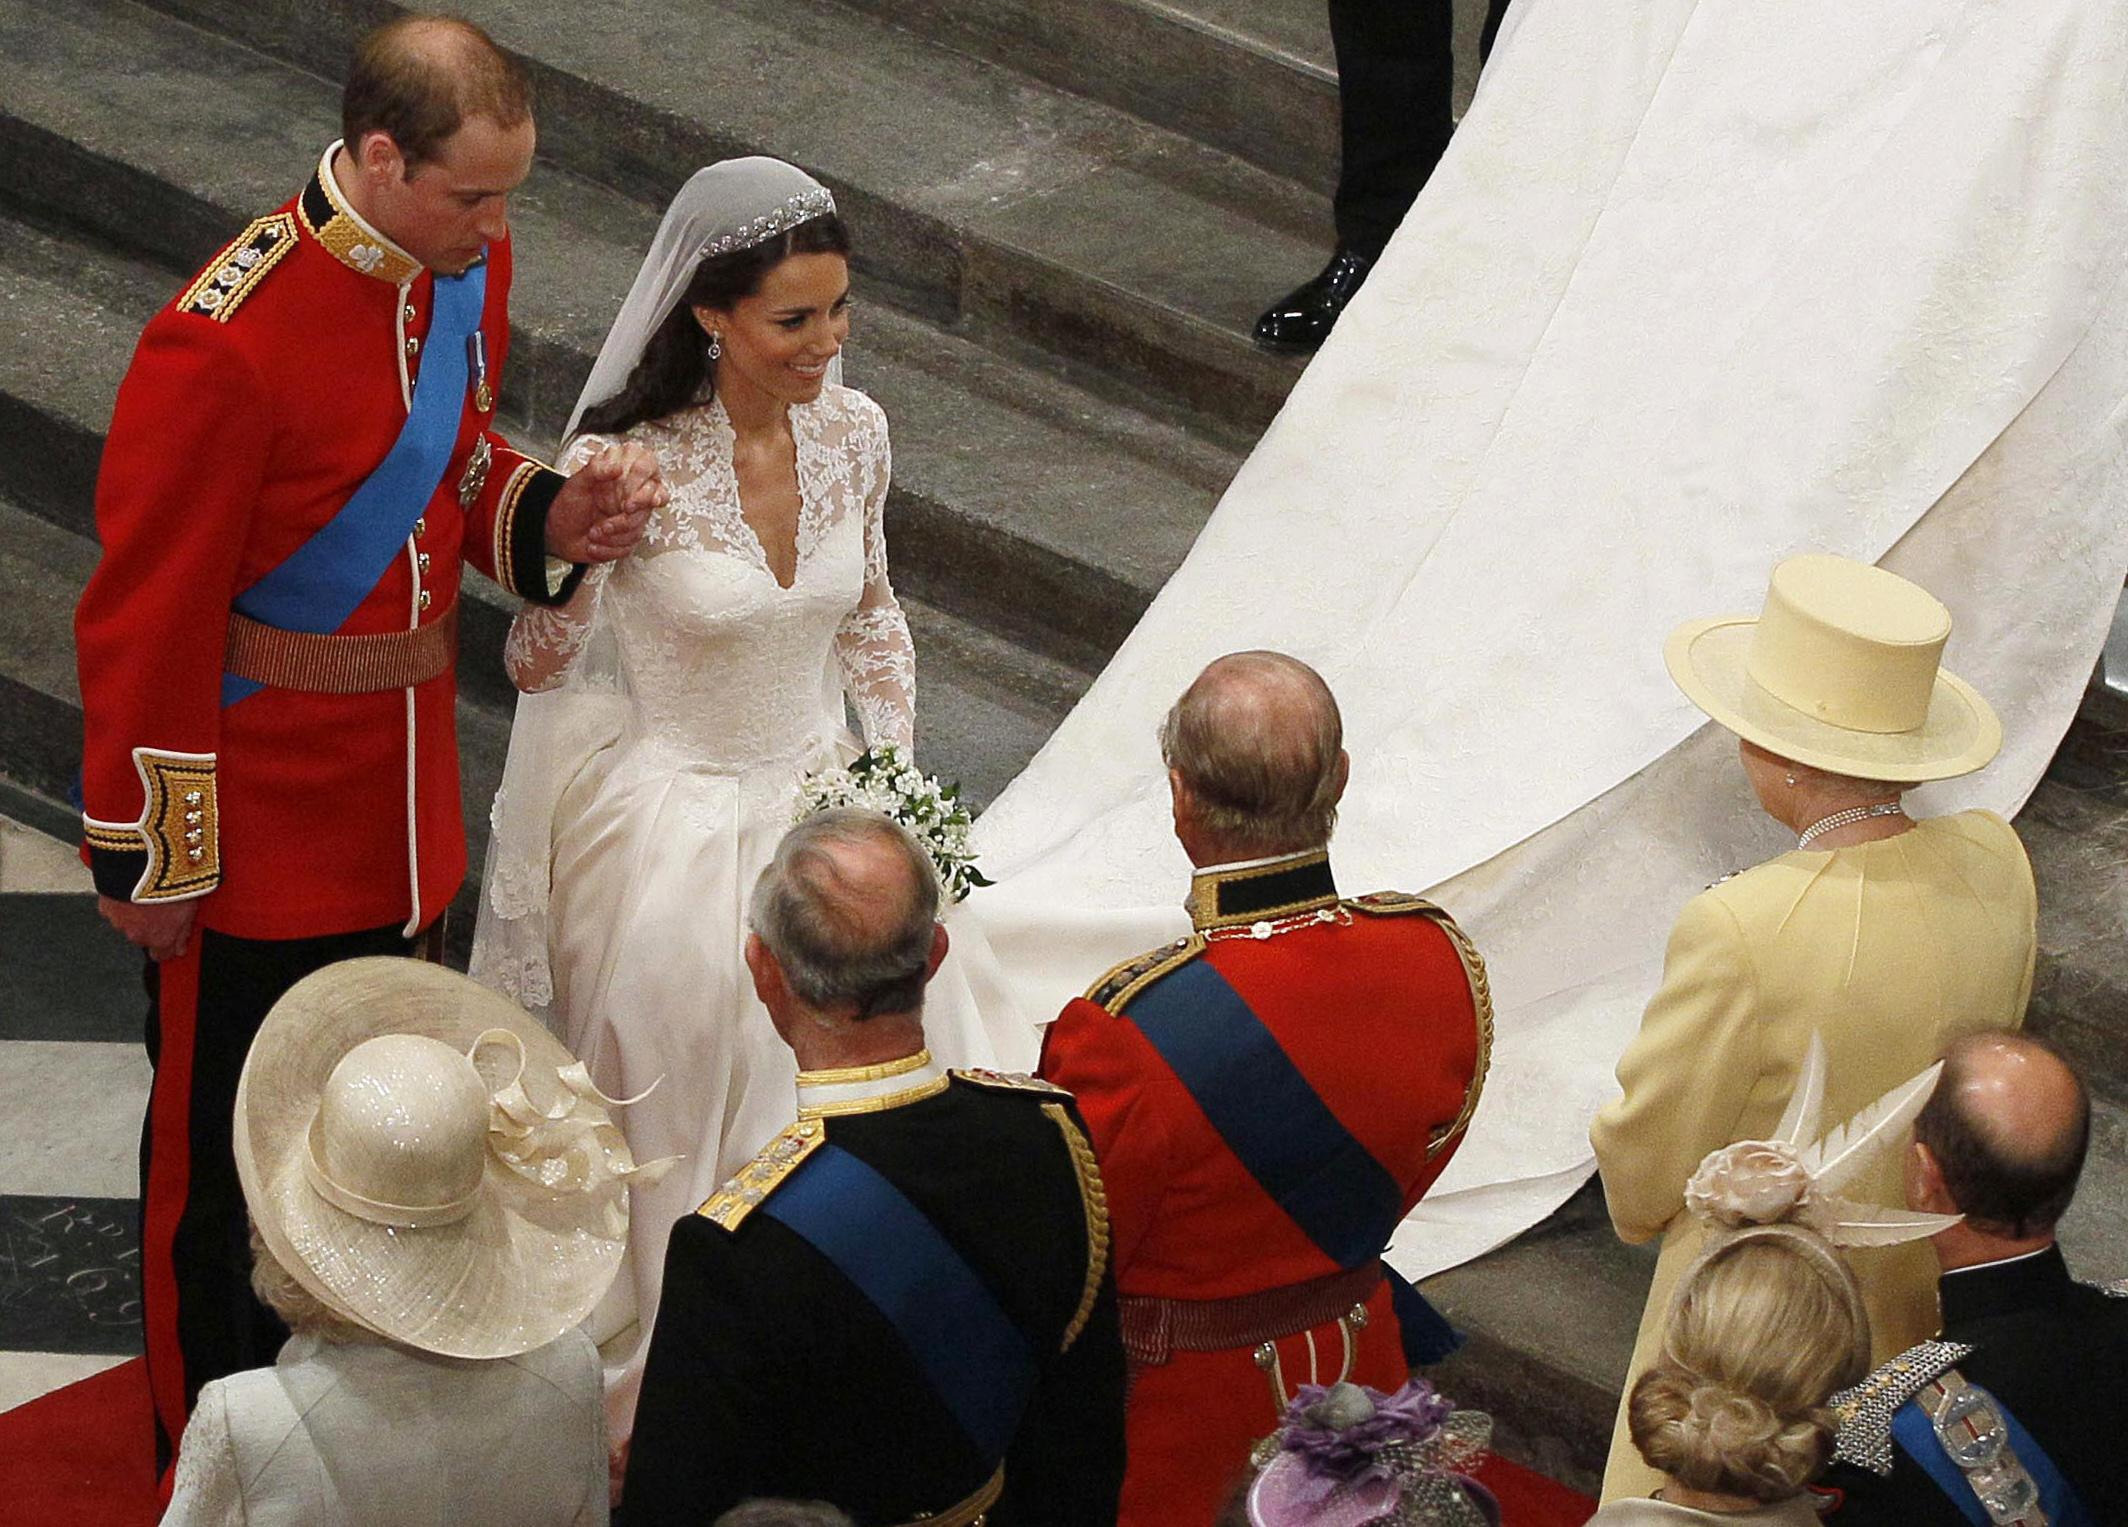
{"left": 0, "top": 2, "right": 1235, "bottom": 671}
{"left": 120, "top": 0, "right": 1317, "bottom": 437}
{"left": 833, "top": 0, "right": 1500, "bottom": 203}
{"left": 837, "top": 0, "right": 1340, "bottom": 190}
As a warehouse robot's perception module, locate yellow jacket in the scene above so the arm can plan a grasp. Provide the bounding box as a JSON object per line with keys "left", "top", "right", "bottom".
{"left": 1589, "top": 810, "right": 2035, "bottom": 1502}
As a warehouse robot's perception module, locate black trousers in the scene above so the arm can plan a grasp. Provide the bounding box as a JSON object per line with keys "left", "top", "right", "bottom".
{"left": 1330, "top": 0, "right": 1517, "bottom": 256}
{"left": 139, "top": 920, "right": 416, "bottom": 1469}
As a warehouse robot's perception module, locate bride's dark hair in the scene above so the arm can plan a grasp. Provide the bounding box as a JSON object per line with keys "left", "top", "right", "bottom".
{"left": 577, "top": 211, "right": 851, "bottom": 438}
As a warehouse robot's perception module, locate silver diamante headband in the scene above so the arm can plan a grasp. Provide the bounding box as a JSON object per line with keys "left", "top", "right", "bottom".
{"left": 700, "top": 186, "right": 838, "bottom": 260}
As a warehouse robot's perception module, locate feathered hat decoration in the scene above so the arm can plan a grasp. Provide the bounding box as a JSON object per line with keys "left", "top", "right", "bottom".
{"left": 1681, "top": 1033, "right": 1962, "bottom": 1247}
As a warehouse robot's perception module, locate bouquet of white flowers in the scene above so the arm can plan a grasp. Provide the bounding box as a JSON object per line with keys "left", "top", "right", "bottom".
{"left": 793, "top": 745, "right": 992, "bottom": 903}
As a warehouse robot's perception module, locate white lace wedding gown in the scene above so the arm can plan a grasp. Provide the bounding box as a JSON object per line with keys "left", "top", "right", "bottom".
{"left": 942, "top": 0, "right": 2128, "bottom": 1284}
{"left": 472, "top": 384, "right": 1005, "bottom": 1431}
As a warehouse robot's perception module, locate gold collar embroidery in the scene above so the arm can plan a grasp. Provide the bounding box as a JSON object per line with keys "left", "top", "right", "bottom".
{"left": 300, "top": 141, "right": 424, "bottom": 286}
{"left": 1185, "top": 848, "right": 1340, "bottom": 932}
{"left": 796, "top": 1049, "right": 949, "bottom": 1118}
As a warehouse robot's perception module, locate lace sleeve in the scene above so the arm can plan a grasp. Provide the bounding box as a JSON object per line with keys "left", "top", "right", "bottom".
{"left": 162, "top": 1382, "right": 244, "bottom": 1525}
{"left": 504, "top": 434, "right": 615, "bottom": 695}
{"left": 833, "top": 412, "right": 916, "bottom": 750}
{"left": 505, "top": 563, "right": 612, "bottom": 693}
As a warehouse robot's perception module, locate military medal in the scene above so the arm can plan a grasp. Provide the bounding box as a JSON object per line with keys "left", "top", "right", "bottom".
{"left": 468, "top": 330, "right": 493, "bottom": 414}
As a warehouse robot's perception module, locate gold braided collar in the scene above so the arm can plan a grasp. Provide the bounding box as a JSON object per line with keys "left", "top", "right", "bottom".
{"left": 300, "top": 142, "right": 424, "bottom": 286}
{"left": 796, "top": 1049, "right": 950, "bottom": 1119}
{"left": 1185, "top": 849, "right": 1340, "bottom": 932}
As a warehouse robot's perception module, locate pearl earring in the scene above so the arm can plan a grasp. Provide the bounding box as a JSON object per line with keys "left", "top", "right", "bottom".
{"left": 1785, "top": 774, "right": 1798, "bottom": 787}
{"left": 707, "top": 333, "right": 722, "bottom": 361}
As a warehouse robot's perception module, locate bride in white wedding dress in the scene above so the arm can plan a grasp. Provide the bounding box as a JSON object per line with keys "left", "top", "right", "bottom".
{"left": 472, "top": 159, "right": 1006, "bottom": 1437}
{"left": 949, "top": 0, "right": 2128, "bottom": 1288}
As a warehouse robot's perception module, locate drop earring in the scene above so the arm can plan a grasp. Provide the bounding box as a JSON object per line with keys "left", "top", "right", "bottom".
{"left": 1785, "top": 774, "right": 1798, "bottom": 787}
{"left": 707, "top": 333, "right": 723, "bottom": 361}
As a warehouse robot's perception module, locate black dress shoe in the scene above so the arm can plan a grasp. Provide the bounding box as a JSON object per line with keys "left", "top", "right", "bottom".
{"left": 1252, "top": 247, "right": 1377, "bottom": 354}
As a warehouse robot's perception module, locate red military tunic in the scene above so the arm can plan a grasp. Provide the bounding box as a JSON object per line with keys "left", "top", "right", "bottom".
{"left": 1038, "top": 850, "right": 1491, "bottom": 1526}
{"left": 75, "top": 143, "right": 570, "bottom": 937}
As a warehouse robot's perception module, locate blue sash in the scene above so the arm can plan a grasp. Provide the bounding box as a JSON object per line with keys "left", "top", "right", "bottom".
{"left": 764, "top": 1143, "right": 1035, "bottom": 1460}
{"left": 1126, "top": 959, "right": 1462, "bottom": 1361}
{"left": 1893, "top": 1391, "right": 2094, "bottom": 1527}
{"left": 222, "top": 260, "right": 487, "bottom": 706}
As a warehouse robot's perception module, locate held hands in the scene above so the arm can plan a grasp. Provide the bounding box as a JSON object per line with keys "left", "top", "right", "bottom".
{"left": 547, "top": 441, "right": 667, "bottom": 565}
{"left": 98, "top": 895, "right": 198, "bottom": 962}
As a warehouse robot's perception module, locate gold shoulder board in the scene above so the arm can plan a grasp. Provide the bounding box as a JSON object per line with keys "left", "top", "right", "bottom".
{"left": 178, "top": 213, "right": 298, "bottom": 323}
{"left": 951, "top": 1068, "right": 1072, "bottom": 1099}
{"left": 695, "top": 1118, "right": 826, "bottom": 1231}
{"left": 1083, "top": 933, "right": 1206, "bottom": 1013}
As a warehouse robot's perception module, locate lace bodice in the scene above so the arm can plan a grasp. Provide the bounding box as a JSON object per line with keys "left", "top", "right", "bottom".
{"left": 505, "top": 385, "right": 915, "bottom": 766}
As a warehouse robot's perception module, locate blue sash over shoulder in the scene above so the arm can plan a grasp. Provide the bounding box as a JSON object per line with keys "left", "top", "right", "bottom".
{"left": 1126, "top": 959, "right": 1462, "bottom": 1361}
{"left": 223, "top": 259, "right": 486, "bottom": 706}
{"left": 764, "top": 1143, "right": 1036, "bottom": 1461}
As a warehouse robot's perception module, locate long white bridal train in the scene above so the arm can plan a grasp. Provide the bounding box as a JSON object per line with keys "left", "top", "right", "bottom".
{"left": 954, "top": 0, "right": 2128, "bottom": 1280}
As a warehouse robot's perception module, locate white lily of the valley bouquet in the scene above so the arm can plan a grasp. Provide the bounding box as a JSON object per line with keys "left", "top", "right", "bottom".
{"left": 794, "top": 744, "right": 992, "bottom": 903}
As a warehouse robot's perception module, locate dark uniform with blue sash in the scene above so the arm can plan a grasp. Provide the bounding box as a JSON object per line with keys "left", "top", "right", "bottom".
{"left": 619, "top": 1056, "right": 1127, "bottom": 1526}
{"left": 1823, "top": 1246, "right": 2128, "bottom": 1526}
{"left": 1037, "top": 850, "right": 1491, "bottom": 1526}
{"left": 73, "top": 142, "right": 578, "bottom": 1463}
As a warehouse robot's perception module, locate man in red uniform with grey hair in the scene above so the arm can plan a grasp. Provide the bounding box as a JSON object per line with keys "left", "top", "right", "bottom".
{"left": 73, "top": 14, "right": 663, "bottom": 1467}
{"left": 1038, "top": 650, "right": 1492, "bottom": 1524}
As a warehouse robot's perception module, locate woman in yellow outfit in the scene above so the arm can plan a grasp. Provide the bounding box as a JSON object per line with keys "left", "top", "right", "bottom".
{"left": 1589, "top": 555, "right": 2036, "bottom": 1503}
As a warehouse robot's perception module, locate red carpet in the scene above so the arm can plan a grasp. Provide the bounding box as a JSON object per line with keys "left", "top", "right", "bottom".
{"left": 0, "top": 1357, "right": 1595, "bottom": 1525}
{"left": 0, "top": 1358, "right": 160, "bottom": 1525}
{"left": 1473, "top": 1453, "right": 1598, "bottom": 1525}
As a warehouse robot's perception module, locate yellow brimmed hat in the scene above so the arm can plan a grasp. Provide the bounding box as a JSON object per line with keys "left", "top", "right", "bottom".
{"left": 1664, "top": 554, "right": 2000, "bottom": 782}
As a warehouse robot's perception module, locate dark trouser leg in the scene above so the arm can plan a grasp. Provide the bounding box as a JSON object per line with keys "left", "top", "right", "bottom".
{"left": 138, "top": 921, "right": 413, "bottom": 1468}
{"left": 1329, "top": 0, "right": 1456, "bottom": 257}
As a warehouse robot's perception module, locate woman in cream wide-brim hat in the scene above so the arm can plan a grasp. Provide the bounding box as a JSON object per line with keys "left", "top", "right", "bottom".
{"left": 165, "top": 957, "right": 657, "bottom": 1526}
{"left": 1588, "top": 554, "right": 2038, "bottom": 1504}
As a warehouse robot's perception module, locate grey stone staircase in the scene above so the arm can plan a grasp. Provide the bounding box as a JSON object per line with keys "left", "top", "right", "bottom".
{"left": 2, "top": 0, "right": 2122, "bottom": 1499}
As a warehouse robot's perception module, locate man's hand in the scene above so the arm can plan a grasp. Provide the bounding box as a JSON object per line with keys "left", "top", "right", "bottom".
{"left": 98, "top": 895, "right": 199, "bottom": 962}
{"left": 546, "top": 441, "right": 666, "bottom": 565}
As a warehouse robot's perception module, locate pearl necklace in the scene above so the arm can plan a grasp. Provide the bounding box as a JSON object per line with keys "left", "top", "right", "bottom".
{"left": 1796, "top": 802, "right": 1906, "bottom": 849}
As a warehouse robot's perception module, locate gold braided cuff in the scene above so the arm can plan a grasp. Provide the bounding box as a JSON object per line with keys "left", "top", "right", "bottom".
{"left": 84, "top": 747, "right": 219, "bottom": 902}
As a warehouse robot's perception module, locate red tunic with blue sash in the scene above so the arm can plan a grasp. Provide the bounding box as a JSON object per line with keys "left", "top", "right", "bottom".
{"left": 75, "top": 146, "right": 570, "bottom": 938}
{"left": 1038, "top": 851, "right": 1491, "bottom": 1526}
{"left": 72, "top": 145, "right": 578, "bottom": 1470}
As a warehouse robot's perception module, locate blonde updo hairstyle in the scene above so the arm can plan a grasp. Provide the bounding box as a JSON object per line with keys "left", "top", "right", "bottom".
{"left": 1628, "top": 1227, "right": 1870, "bottom": 1503}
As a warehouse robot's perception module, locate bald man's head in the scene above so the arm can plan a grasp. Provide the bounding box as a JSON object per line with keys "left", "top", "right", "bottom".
{"left": 1914, "top": 1032, "right": 2090, "bottom": 1239}
{"left": 749, "top": 810, "right": 942, "bottom": 1020}
{"left": 343, "top": 15, "right": 531, "bottom": 172}
{"left": 1161, "top": 651, "right": 1347, "bottom": 858}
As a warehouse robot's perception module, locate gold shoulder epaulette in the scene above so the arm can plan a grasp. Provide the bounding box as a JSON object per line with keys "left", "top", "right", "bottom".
{"left": 1828, "top": 1339, "right": 1973, "bottom": 1477}
{"left": 695, "top": 1118, "right": 826, "bottom": 1231}
{"left": 1346, "top": 893, "right": 1496, "bottom": 1160}
{"left": 1343, "top": 890, "right": 1447, "bottom": 918}
{"left": 1083, "top": 933, "right": 1206, "bottom": 1013}
{"left": 951, "top": 1068, "right": 1072, "bottom": 1099}
{"left": 1041, "top": 1102, "right": 1110, "bottom": 1353}
{"left": 178, "top": 213, "right": 298, "bottom": 323}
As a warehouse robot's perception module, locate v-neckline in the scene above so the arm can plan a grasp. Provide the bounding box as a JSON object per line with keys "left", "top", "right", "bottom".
{"left": 710, "top": 395, "right": 810, "bottom": 592}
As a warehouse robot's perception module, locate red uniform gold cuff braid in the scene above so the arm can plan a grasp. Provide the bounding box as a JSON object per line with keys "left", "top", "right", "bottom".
{"left": 83, "top": 747, "right": 219, "bottom": 902}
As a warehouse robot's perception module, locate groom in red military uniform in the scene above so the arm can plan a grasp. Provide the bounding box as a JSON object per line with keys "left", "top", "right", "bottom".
{"left": 1038, "top": 651, "right": 1492, "bottom": 1524}
{"left": 73, "top": 15, "right": 663, "bottom": 1466}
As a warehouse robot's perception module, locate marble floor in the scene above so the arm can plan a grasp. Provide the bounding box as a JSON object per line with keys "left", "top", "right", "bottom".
{"left": 0, "top": 806, "right": 147, "bottom": 1412}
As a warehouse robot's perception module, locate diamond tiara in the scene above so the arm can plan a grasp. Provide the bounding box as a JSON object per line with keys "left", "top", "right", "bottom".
{"left": 700, "top": 186, "right": 838, "bottom": 260}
